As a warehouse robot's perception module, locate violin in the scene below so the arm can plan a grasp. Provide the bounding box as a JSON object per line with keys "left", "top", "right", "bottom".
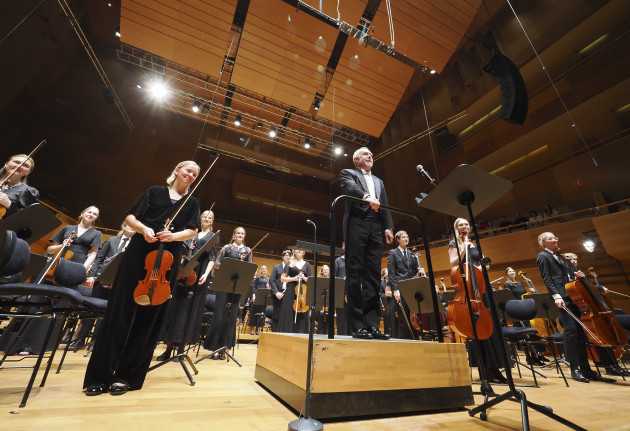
{"left": 558, "top": 251, "right": 628, "bottom": 347}
{"left": 177, "top": 269, "right": 197, "bottom": 288}
{"left": 41, "top": 232, "right": 76, "bottom": 283}
{"left": 446, "top": 234, "right": 493, "bottom": 340}
{"left": 293, "top": 272, "right": 309, "bottom": 321}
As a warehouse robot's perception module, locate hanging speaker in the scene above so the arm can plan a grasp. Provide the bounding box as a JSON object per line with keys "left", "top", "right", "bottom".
{"left": 484, "top": 53, "right": 528, "bottom": 125}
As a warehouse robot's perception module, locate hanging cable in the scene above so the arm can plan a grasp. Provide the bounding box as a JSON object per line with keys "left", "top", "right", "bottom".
{"left": 384, "top": 0, "right": 395, "bottom": 48}
{"left": 0, "top": 0, "right": 47, "bottom": 46}
{"left": 506, "top": 0, "right": 597, "bottom": 167}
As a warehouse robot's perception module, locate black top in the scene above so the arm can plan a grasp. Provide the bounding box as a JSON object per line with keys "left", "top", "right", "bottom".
{"left": 448, "top": 239, "right": 481, "bottom": 266}
{"left": 130, "top": 186, "right": 201, "bottom": 233}
{"left": 504, "top": 281, "right": 527, "bottom": 299}
{"left": 50, "top": 225, "right": 102, "bottom": 264}
{"left": 2, "top": 183, "right": 39, "bottom": 217}
{"left": 251, "top": 275, "right": 270, "bottom": 294}
{"left": 215, "top": 243, "right": 253, "bottom": 267}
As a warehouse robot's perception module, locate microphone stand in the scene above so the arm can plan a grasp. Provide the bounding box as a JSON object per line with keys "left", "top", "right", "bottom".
{"left": 288, "top": 220, "right": 323, "bottom": 431}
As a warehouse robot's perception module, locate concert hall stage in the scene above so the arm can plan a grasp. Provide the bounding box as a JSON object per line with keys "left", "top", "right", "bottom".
{"left": 254, "top": 333, "right": 473, "bottom": 419}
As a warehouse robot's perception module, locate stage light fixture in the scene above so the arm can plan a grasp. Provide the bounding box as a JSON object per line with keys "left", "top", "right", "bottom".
{"left": 313, "top": 99, "right": 322, "bottom": 110}
{"left": 269, "top": 127, "right": 277, "bottom": 138}
{"left": 234, "top": 115, "right": 242, "bottom": 126}
{"left": 304, "top": 138, "right": 311, "bottom": 149}
{"left": 202, "top": 104, "right": 210, "bottom": 113}
{"left": 192, "top": 101, "right": 201, "bottom": 113}
{"left": 430, "top": 69, "right": 436, "bottom": 74}
{"left": 136, "top": 81, "right": 143, "bottom": 89}
{"left": 334, "top": 146, "right": 342, "bottom": 155}
{"left": 148, "top": 80, "right": 169, "bottom": 100}
{"left": 115, "top": 26, "right": 121, "bottom": 38}
{"left": 581, "top": 230, "right": 600, "bottom": 253}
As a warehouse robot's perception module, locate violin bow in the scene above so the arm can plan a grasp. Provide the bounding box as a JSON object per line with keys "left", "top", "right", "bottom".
{"left": 1, "top": 139, "right": 46, "bottom": 188}
{"left": 243, "top": 233, "right": 269, "bottom": 260}
{"left": 164, "top": 155, "right": 219, "bottom": 231}
{"left": 561, "top": 304, "right": 603, "bottom": 344}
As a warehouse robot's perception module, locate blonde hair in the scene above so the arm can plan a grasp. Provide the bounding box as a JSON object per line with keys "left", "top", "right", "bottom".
{"left": 563, "top": 252, "right": 578, "bottom": 261}
{"left": 289, "top": 249, "right": 304, "bottom": 267}
{"left": 452, "top": 218, "right": 471, "bottom": 250}
{"left": 78, "top": 205, "right": 99, "bottom": 226}
{"left": 1, "top": 154, "right": 35, "bottom": 185}
{"left": 538, "top": 232, "right": 554, "bottom": 247}
{"left": 231, "top": 226, "right": 246, "bottom": 244}
{"left": 201, "top": 210, "right": 214, "bottom": 230}
{"left": 116, "top": 222, "right": 128, "bottom": 237}
{"left": 319, "top": 264, "right": 330, "bottom": 277}
{"left": 166, "top": 160, "right": 200, "bottom": 191}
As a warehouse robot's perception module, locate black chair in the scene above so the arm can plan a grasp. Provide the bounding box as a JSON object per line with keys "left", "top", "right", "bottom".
{"left": 195, "top": 293, "right": 215, "bottom": 357}
{"left": 0, "top": 231, "right": 86, "bottom": 407}
{"left": 501, "top": 299, "right": 548, "bottom": 387}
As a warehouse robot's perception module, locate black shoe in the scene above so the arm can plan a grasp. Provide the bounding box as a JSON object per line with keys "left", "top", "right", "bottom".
{"left": 605, "top": 366, "right": 630, "bottom": 377}
{"left": 68, "top": 339, "right": 85, "bottom": 352}
{"left": 367, "top": 326, "right": 390, "bottom": 340}
{"left": 85, "top": 384, "right": 108, "bottom": 396}
{"left": 585, "top": 371, "right": 615, "bottom": 383}
{"left": 156, "top": 350, "right": 172, "bottom": 361}
{"left": 571, "top": 369, "right": 590, "bottom": 383}
{"left": 109, "top": 382, "right": 130, "bottom": 395}
{"left": 352, "top": 328, "right": 373, "bottom": 339}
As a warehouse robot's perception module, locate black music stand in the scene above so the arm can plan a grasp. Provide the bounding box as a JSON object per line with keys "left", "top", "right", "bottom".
{"left": 95, "top": 252, "right": 125, "bottom": 287}
{"left": 178, "top": 230, "right": 220, "bottom": 278}
{"left": 251, "top": 287, "right": 272, "bottom": 333}
{"left": 0, "top": 203, "right": 61, "bottom": 245}
{"left": 420, "top": 164, "right": 585, "bottom": 431}
{"left": 19, "top": 253, "right": 48, "bottom": 283}
{"left": 398, "top": 277, "right": 445, "bottom": 336}
{"left": 194, "top": 258, "right": 257, "bottom": 367}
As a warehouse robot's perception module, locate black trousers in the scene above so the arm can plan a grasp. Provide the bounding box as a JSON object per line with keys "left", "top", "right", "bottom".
{"left": 270, "top": 296, "right": 283, "bottom": 332}
{"left": 345, "top": 216, "right": 383, "bottom": 332}
{"left": 559, "top": 301, "right": 590, "bottom": 371}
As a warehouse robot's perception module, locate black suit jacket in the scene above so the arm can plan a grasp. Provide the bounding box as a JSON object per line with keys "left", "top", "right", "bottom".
{"left": 334, "top": 256, "right": 346, "bottom": 278}
{"left": 269, "top": 262, "right": 284, "bottom": 294}
{"left": 88, "top": 235, "right": 125, "bottom": 278}
{"left": 387, "top": 248, "right": 418, "bottom": 292}
{"left": 536, "top": 250, "right": 570, "bottom": 299}
{"left": 339, "top": 168, "right": 394, "bottom": 234}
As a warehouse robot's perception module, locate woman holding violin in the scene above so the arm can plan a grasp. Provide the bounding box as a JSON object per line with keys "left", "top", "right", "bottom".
{"left": 0, "top": 153, "right": 39, "bottom": 218}
{"left": 203, "top": 226, "right": 252, "bottom": 360}
{"left": 536, "top": 232, "right": 615, "bottom": 383}
{"left": 157, "top": 209, "right": 219, "bottom": 360}
{"left": 448, "top": 218, "right": 508, "bottom": 384}
{"left": 278, "top": 248, "right": 312, "bottom": 334}
{"left": 83, "top": 161, "right": 201, "bottom": 396}
{"left": 48, "top": 205, "right": 102, "bottom": 271}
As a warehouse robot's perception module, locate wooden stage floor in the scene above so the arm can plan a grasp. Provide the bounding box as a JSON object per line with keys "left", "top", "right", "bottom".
{"left": 2, "top": 342, "right": 630, "bottom": 431}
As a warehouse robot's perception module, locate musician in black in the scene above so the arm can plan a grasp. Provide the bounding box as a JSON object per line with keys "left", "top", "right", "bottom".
{"left": 248, "top": 265, "right": 270, "bottom": 335}
{"left": 387, "top": 230, "right": 421, "bottom": 339}
{"left": 536, "top": 232, "right": 614, "bottom": 383}
{"left": 340, "top": 147, "right": 393, "bottom": 340}
{"left": 333, "top": 242, "right": 349, "bottom": 335}
{"left": 0, "top": 153, "right": 39, "bottom": 217}
{"left": 83, "top": 161, "right": 201, "bottom": 396}
{"left": 269, "top": 250, "right": 291, "bottom": 332}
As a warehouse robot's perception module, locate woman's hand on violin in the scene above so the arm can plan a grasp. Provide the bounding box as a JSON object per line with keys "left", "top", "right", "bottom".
{"left": 85, "top": 277, "right": 95, "bottom": 287}
{"left": 0, "top": 192, "right": 11, "bottom": 208}
{"left": 555, "top": 297, "right": 565, "bottom": 308}
{"left": 393, "top": 290, "right": 401, "bottom": 302}
{"left": 142, "top": 227, "right": 158, "bottom": 243}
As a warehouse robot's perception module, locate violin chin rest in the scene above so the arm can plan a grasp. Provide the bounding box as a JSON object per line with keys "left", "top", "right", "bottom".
{"left": 134, "top": 295, "right": 151, "bottom": 306}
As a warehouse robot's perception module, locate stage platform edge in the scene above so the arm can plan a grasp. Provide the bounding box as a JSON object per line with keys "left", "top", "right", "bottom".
{"left": 255, "top": 332, "right": 473, "bottom": 419}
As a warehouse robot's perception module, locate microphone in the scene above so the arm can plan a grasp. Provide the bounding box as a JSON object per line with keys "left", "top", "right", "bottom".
{"left": 416, "top": 164, "right": 436, "bottom": 186}
{"left": 306, "top": 219, "right": 315, "bottom": 227}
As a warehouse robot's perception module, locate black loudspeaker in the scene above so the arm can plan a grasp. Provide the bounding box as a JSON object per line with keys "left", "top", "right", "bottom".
{"left": 434, "top": 126, "right": 457, "bottom": 154}
{"left": 484, "top": 53, "right": 528, "bottom": 125}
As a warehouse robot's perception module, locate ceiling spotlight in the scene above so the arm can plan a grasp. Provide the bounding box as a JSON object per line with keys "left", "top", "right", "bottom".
{"left": 304, "top": 138, "right": 311, "bottom": 149}
{"left": 313, "top": 99, "right": 322, "bottom": 110}
{"left": 269, "top": 127, "right": 277, "bottom": 138}
{"left": 334, "top": 146, "right": 342, "bottom": 155}
{"left": 583, "top": 238, "right": 596, "bottom": 253}
{"left": 430, "top": 69, "right": 436, "bottom": 74}
{"left": 582, "top": 230, "right": 600, "bottom": 253}
{"left": 115, "top": 26, "right": 121, "bottom": 38}
{"left": 136, "top": 80, "right": 143, "bottom": 89}
{"left": 148, "top": 80, "right": 169, "bottom": 100}
{"left": 234, "top": 115, "right": 242, "bottom": 126}
{"left": 192, "top": 101, "right": 201, "bottom": 113}
{"left": 202, "top": 104, "right": 210, "bottom": 113}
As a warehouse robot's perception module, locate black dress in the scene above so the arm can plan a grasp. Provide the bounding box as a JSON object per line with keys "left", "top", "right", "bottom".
{"left": 1, "top": 183, "right": 39, "bottom": 218}
{"left": 203, "top": 243, "right": 252, "bottom": 352}
{"left": 159, "top": 230, "right": 219, "bottom": 345}
{"left": 83, "top": 186, "right": 200, "bottom": 390}
{"left": 50, "top": 225, "right": 102, "bottom": 265}
{"left": 505, "top": 281, "right": 527, "bottom": 299}
{"left": 248, "top": 275, "right": 270, "bottom": 329}
{"left": 277, "top": 260, "right": 312, "bottom": 334}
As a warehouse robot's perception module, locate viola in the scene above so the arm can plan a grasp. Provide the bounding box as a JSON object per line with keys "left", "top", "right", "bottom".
{"left": 558, "top": 252, "right": 628, "bottom": 347}
{"left": 177, "top": 269, "right": 197, "bottom": 288}
{"left": 133, "top": 241, "right": 174, "bottom": 306}
{"left": 41, "top": 232, "right": 76, "bottom": 283}
{"left": 446, "top": 236, "right": 493, "bottom": 340}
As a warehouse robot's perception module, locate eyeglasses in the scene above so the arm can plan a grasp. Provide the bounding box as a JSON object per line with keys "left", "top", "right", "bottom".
{"left": 544, "top": 237, "right": 558, "bottom": 241}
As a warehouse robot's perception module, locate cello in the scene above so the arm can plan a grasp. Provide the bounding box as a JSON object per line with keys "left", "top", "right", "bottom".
{"left": 446, "top": 233, "right": 493, "bottom": 340}
{"left": 557, "top": 252, "right": 628, "bottom": 347}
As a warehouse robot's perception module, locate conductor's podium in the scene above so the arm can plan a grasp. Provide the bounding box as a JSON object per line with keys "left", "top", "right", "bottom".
{"left": 255, "top": 333, "right": 473, "bottom": 419}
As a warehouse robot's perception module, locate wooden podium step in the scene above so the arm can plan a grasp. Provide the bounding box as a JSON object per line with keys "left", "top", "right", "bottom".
{"left": 255, "top": 332, "right": 473, "bottom": 419}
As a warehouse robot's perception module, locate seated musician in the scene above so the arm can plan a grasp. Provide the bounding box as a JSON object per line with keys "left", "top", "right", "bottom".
{"left": 536, "top": 233, "right": 614, "bottom": 383}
